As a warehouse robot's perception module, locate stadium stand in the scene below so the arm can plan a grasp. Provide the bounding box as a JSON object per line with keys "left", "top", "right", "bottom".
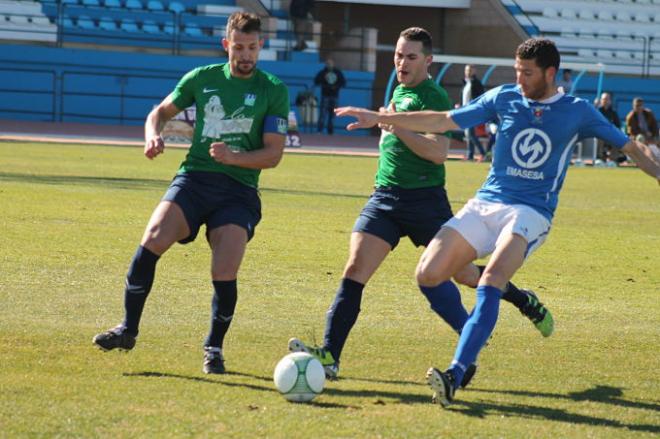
{"left": 500, "top": 0, "right": 660, "bottom": 75}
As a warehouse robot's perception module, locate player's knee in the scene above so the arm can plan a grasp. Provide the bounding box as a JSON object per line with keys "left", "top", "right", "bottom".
{"left": 415, "top": 262, "right": 449, "bottom": 287}
{"left": 141, "top": 228, "right": 171, "bottom": 255}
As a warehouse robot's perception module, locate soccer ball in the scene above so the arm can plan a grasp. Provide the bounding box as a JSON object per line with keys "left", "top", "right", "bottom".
{"left": 273, "top": 352, "right": 325, "bottom": 402}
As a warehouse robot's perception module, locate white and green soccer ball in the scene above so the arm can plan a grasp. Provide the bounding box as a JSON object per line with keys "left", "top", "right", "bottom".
{"left": 273, "top": 352, "right": 325, "bottom": 402}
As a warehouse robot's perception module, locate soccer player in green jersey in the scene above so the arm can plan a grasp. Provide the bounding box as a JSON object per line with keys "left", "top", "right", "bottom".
{"left": 289, "top": 27, "right": 553, "bottom": 383}
{"left": 93, "top": 12, "right": 290, "bottom": 374}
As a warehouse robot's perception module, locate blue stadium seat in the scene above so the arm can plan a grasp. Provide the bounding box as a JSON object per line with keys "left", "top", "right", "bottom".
{"left": 162, "top": 22, "right": 175, "bottom": 34}
{"left": 142, "top": 19, "right": 160, "bottom": 33}
{"left": 120, "top": 17, "right": 139, "bottom": 32}
{"left": 103, "top": 0, "right": 121, "bottom": 8}
{"left": 77, "top": 15, "right": 95, "bottom": 29}
{"left": 82, "top": 0, "right": 101, "bottom": 6}
{"left": 125, "top": 0, "right": 142, "bottom": 10}
{"left": 183, "top": 23, "right": 202, "bottom": 37}
{"left": 146, "top": 0, "right": 164, "bottom": 11}
{"left": 168, "top": 1, "right": 185, "bottom": 14}
{"left": 63, "top": 16, "right": 75, "bottom": 27}
{"left": 62, "top": 0, "right": 79, "bottom": 4}
{"left": 98, "top": 17, "right": 117, "bottom": 31}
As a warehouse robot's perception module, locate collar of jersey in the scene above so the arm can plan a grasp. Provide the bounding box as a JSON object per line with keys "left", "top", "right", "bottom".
{"left": 516, "top": 84, "right": 565, "bottom": 105}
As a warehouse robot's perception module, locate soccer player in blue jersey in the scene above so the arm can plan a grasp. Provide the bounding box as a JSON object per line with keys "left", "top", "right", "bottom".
{"left": 336, "top": 38, "right": 660, "bottom": 407}
{"left": 289, "top": 28, "right": 553, "bottom": 386}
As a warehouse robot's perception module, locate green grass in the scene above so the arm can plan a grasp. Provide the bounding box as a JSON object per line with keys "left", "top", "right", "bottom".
{"left": 1, "top": 141, "right": 658, "bottom": 438}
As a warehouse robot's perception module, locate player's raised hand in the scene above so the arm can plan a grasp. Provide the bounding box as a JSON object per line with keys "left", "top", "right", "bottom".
{"left": 144, "top": 134, "right": 165, "bottom": 159}
{"left": 334, "top": 106, "right": 379, "bottom": 131}
{"left": 209, "top": 142, "right": 234, "bottom": 164}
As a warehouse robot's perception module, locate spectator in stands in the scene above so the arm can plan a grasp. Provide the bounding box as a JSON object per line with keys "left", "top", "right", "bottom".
{"left": 315, "top": 57, "right": 345, "bottom": 135}
{"left": 626, "top": 97, "right": 659, "bottom": 146}
{"left": 462, "top": 64, "right": 486, "bottom": 161}
{"left": 289, "top": 0, "right": 314, "bottom": 51}
{"left": 596, "top": 92, "right": 625, "bottom": 165}
{"left": 92, "top": 12, "right": 290, "bottom": 376}
{"left": 557, "top": 68, "right": 573, "bottom": 93}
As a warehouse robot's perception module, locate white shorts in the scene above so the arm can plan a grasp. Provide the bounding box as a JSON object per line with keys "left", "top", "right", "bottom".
{"left": 444, "top": 198, "right": 552, "bottom": 259}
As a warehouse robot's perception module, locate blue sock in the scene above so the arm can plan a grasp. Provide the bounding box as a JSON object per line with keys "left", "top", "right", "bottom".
{"left": 323, "top": 278, "right": 364, "bottom": 361}
{"left": 448, "top": 285, "right": 502, "bottom": 387}
{"left": 419, "top": 281, "right": 469, "bottom": 334}
{"left": 204, "top": 280, "right": 238, "bottom": 348}
{"left": 122, "top": 245, "right": 160, "bottom": 335}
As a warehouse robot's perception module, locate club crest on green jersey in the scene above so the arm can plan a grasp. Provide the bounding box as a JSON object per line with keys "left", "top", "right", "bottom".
{"left": 244, "top": 93, "right": 256, "bottom": 106}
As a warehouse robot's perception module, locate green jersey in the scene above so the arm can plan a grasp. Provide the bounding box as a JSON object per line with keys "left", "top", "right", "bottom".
{"left": 170, "top": 63, "right": 290, "bottom": 188}
{"left": 376, "top": 78, "right": 452, "bottom": 189}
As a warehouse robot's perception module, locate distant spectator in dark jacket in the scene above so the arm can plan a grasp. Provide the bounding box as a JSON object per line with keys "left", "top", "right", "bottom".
{"left": 597, "top": 92, "right": 624, "bottom": 163}
{"left": 462, "top": 64, "right": 486, "bottom": 161}
{"left": 314, "top": 58, "right": 345, "bottom": 135}
{"left": 626, "top": 97, "right": 659, "bottom": 145}
{"left": 289, "top": 0, "right": 314, "bottom": 51}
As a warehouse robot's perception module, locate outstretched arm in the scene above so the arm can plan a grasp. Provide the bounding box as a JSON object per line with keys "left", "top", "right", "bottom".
{"left": 144, "top": 96, "right": 182, "bottom": 160}
{"left": 621, "top": 140, "right": 660, "bottom": 185}
{"left": 335, "top": 106, "right": 459, "bottom": 133}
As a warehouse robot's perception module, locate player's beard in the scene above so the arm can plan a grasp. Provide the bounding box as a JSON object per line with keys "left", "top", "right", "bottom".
{"left": 522, "top": 75, "right": 553, "bottom": 101}
{"left": 235, "top": 60, "right": 256, "bottom": 76}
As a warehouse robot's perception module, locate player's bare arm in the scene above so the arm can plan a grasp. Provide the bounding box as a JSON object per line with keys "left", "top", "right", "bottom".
{"left": 210, "top": 132, "right": 285, "bottom": 169}
{"left": 385, "top": 126, "right": 449, "bottom": 164}
{"left": 621, "top": 140, "right": 660, "bottom": 185}
{"left": 144, "top": 96, "right": 181, "bottom": 160}
{"left": 336, "top": 106, "right": 459, "bottom": 134}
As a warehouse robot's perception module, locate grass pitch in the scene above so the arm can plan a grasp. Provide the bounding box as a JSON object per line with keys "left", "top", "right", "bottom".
{"left": 0, "top": 141, "right": 658, "bottom": 438}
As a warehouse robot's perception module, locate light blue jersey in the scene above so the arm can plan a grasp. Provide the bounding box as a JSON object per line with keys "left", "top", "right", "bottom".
{"left": 450, "top": 84, "right": 629, "bottom": 221}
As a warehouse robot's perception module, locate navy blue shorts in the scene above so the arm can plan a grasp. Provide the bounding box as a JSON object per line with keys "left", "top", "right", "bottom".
{"left": 162, "top": 171, "right": 261, "bottom": 244}
{"left": 353, "top": 185, "right": 453, "bottom": 249}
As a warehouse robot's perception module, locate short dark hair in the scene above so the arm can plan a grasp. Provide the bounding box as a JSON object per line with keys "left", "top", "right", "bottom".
{"left": 399, "top": 27, "right": 432, "bottom": 55}
{"left": 516, "top": 38, "right": 560, "bottom": 71}
{"left": 226, "top": 12, "right": 261, "bottom": 37}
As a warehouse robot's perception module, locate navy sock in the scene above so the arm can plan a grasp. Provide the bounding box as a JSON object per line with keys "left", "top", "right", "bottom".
{"left": 323, "top": 278, "right": 364, "bottom": 362}
{"left": 122, "top": 245, "right": 160, "bottom": 335}
{"left": 476, "top": 265, "right": 527, "bottom": 309}
{"left": 448, "top": 285, "right": 502, "bottom": 387}
{"left": 204, "top": 280, "right": 238, "bottom": 348}
{"left": 419, "top": 281, "right": 469, "bottom": 334}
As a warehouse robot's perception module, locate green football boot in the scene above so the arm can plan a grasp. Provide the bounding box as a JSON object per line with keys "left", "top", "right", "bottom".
{"left": 520, "top": 289, "right": 554, "bottom": 337}
{"left": 288, "top": 337, "right": 339, "bottom": 379}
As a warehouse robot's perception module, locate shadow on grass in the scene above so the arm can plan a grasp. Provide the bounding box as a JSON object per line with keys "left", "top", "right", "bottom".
{"left": 0, "top": 172, "right": 369, "bottom": 200}
{"left": 0, "top": 172, "right": 168, "bottom": 191}
{"left": 123, "top": 370, "right": 430, "bottom": 406}
{"left": 471, "top": 384, "right": 660, "bottom": 413}
{"left": 123, "top": 370, "right": 361, "bottom": 409}
{"left": 452, "top": 385, "right": 660, "bottom": 434}
{"left": 124, "top": 370, "right": 271, "bottom": 383}
{"left": 323, "top": 387, "right": 430, "bottom": 405}
{"left": 339, "top": 375, "right": 422, "bottom": 387}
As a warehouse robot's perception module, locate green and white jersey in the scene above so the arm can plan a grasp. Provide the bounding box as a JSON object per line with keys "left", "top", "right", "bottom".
{"left": 170, "top": 63, "right": 290, "bottom": 188}
{"left": 376, "top": 78, "right": 452, "bottom": 189}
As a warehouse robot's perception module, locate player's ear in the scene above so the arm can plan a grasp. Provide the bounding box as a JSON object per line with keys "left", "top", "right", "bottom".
{"left": 425, "top": 54, "right": 433, "bottom": 68}
{"left": 222, "top": 38, "right": 229, "bottom": 51}
{"left": 259, "top": 37, "right": 265, "bottom": 48}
